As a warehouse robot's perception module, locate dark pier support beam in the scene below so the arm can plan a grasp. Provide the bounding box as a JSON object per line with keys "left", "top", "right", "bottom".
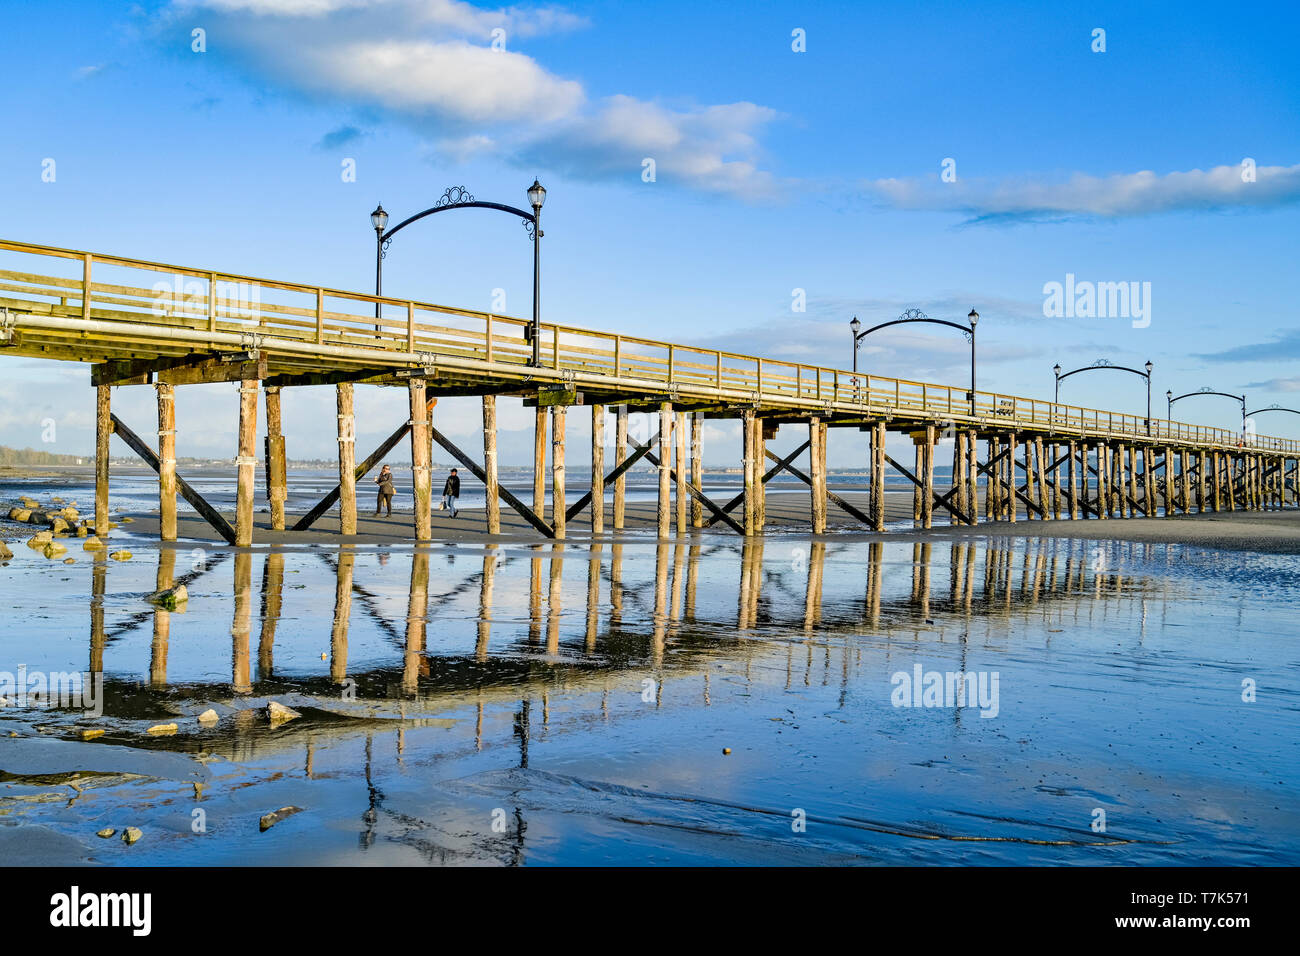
{"left": 264, "top": 385, "right": 286, "bottom": 531}
{"left": 613, "top": 406, "right": 628, "bottom": 530}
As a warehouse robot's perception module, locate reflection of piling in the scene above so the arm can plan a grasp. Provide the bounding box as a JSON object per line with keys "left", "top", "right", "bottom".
{"left": 476, "top": 546, "right": 497, "bottom": 660}
{"left": 403, "top": 551, "right": 429, "bottom": 695}
{"left": 546, "top": 543, "right": 564, "bottom": 655}
{"left": 232, "top": 551, "right": 253, "bottom": 694}
{"left": 330, "top": 549, "right": 354, "bottom": 685}
{"left": 258, "top": 550, "right": 284, "bottom": 679}
{"left": 585, "top": 544, "right": 601, "bottom": 653}
{"left": 150, "top": 548, "right": 176, "bottom": 687}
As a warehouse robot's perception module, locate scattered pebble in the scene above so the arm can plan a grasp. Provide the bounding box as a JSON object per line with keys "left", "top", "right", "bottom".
{"left": 259, "top": 806, "right": 305, "bottom": 832}
{"left": 266, "top": 701, "right": 301, "bottom": 726}
{"left": 82, "top": 536, "right": 104, "bottom": 551}
{"left": 109, "top": 550, "right": 132, "bottom": 561}
{"left": 80, "top": 728, "right": 106, "bottom": 740}
{"left": 96, "top": 828, "right": 116, "bottom": 839}
{"left": 722, "top": 747, "right": 732, "bottom": 755}
{"left": 122, "top": 827, "right": 143, "bottom": 845}
{"left": 197, "top": 709, "right": 218, "bottom": 725}
{"left": 146, "top": 723, "right": 178, "bottom": 735}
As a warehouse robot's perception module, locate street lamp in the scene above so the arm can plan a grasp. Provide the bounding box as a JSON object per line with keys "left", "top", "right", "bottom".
{"left": 527, "top": 179, "right": 546, "bottom": 368}
{"left": 371, "top": 204, "right": 389, "bottom": 330}
{"left": 851, "top": 308, "right": 979, "bottom": 415}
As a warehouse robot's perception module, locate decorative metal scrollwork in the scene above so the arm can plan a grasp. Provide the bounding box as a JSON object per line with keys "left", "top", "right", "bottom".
{"left": 379, "top": 236, "right": 393, "bottom": 259}
{"left": 898, "top": 308, "right": 931, "bottom": 321}
{"left": 436, "top": 185, "right": 475, "bottom": 208}
{"left": 1093, "top": 358, "right": 1113, "bottom": 367}
{"left": 523, "top": 217, "right": 538, "bottom": 241}
{"left": 1198, "top": 385, "right": 1215, "bottom": 393}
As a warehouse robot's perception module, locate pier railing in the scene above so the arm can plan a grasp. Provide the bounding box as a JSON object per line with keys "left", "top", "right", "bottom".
{"left": 2, "top": 238, "right": 1296, "bottom": 455}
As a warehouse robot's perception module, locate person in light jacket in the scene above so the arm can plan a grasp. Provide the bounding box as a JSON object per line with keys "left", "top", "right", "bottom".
{"left": 442, "top": 468, "right": 460, "bottom": 518}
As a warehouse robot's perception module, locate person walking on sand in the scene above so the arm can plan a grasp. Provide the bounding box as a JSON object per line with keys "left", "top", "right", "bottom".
{"left": 374, "top": 464, "right": 396, "bottom": 517}
{"left": 441, "top": 468, "right": 460, "bottom": 518}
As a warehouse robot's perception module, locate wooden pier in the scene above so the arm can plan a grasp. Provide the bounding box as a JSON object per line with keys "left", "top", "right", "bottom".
{"left": 1, "top": 237, "right": 1296, "bottom": 544}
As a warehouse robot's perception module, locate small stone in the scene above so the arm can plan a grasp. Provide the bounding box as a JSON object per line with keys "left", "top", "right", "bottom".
{"left": 122, "top": 827, "right": 143, "bottom": 845}
{"left": 96, "top": 827, "right": 116, "bottom": 839}
{"left": 146, "top": 723, "right": 178, "bottom": 735}
{"left": 0, "top": 541, "right": 12, "bottom": 561}
{"left": 27, "top": 531, "right": 53, "bottom": 547}
{"left": 197, "top": 708, "right": 218, "bottom": 725}
{"left": 81, "top": 728, "right": 106, "bottom": 740}
{"left": 722, "top": 748, "right": 732, "bottom": 755}
{"left": 259, "top": 806, "right": 305, "bottom": 831}
{"left": 51, "top": 497, "right": 64, "bottom": 504}
{"left": 120, "top": 516, "right": 134, "bottom": 524}
{"left": 75, "top": 526, "right": 88, "bottom": 538}
{"left": 82, "top": 536, "right": 104, "bottom": 551}
{"left": 149, "top": 584, "right": 188, "bottom": 609}
{"left": 109, "top": 550, "right": 132, "bottom": 561}
{"left": 43, "top": 541, "right": 68, "bottom": 559}
{"left": 266, "top": 701, "right": 301, "bottom": 725}
{"left": 50, "top": 517, "right": 69, "bottom": 533}
{"left": 63, "top": 557, "right": 76, "bottom": 564}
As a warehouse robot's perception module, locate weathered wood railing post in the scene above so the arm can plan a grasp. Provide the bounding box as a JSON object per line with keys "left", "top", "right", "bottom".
{"left": 408, "top": 377, "right": 432, "bottom": 541}
{"left": 156, "top": 383, "right": 177, "bottom": 541}
{"left": 336, "top": 383, "right": 357, "bottom": 535}
{"left": 235, "top": 378, "right": 260, "bottom": 546}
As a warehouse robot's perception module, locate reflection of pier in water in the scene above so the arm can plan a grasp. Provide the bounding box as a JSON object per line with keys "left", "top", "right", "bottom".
{"left": 74, "top": 536, "right": 1185, "bottom": 863}
{"left": 89, "top": 535, "right": 1178, "bottom": 721}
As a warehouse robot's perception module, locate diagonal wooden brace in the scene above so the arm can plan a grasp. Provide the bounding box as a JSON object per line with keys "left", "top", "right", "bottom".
{"left": 707, "top": 439, "right": 811, "bottom": 526}
{"left": 430, "top": 425, "right": 555, "bottom": 538}
{"left": 885, "top": 453, "right": 972, "bottom": 525}
{"left": 773, "top": 446, "right": 875, "bottom": 526}
{"left": 633, "top": 437, "right": 746, "bottom": 534}
{"left": 565, "top": 437, "right": 656, "bottom": 523}
{"left": 109, "top": 413, "right": 238, "bottom": 544}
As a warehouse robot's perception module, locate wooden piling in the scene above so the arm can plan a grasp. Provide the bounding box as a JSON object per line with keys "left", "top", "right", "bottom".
{"left": 1162, "top": 445, "right": 1174, "bottom": 516}
{"left": 1211, "top": 451, "right": 1222, "bottom": 512}
{"left": 482, "top": 396, "right": 500, "bottom": 534}
{"left": 1035, "top": 436, "right": 1048, "bottom": 520}
{"left": 614, "top": 405, "right": 627, "bottom": 530}
{"left": 741, "top": 410, "right": 755, "bottom": 535}
{"left": 690, "top": 413, "right": 703, "bottom": 528}
{"left": 953, "top": 431, "right": 967, "bottom": 527}
{"left": 871, "top": 422, "right": 886, "bottom": 532}
{"left": 966, "top": 429, "right": 978, "bottom": 525}
{"left": 1180, "top": 449, "right": 1191, "bottom": 514}
{"left": 920, "top": 425, "right": 935, "bottom": 530}
{"left": 551, "top": 406, "right": 567, "bottom": 540}
{"left": 264, "top": 386, "right": 286, "bottom": 531}
{"left": 408, "top": 378, "right": 432, "bottom": 540}
{"left": 756, "top": 420, "right": 768, "bottom": 530}
{"left": 591, "top": 403, "right": 605, "bottom": 534}
{"left": 1006, "top": 433, "right": 1018, "bottom": 523}
{"left": 658, "top": 403, "right": 673, "bottom": 539}
{"left": 533, "top": 407, "right": 547, "bottom": 521}
{"left": 235, "top": 378, "right": 259, "bottom": 547}
{"left": 156, "top": 383, "right": 177, "bottom": 541}
{"left": 675, "top": 410, "right": 688, "bottom": 536}
{"left": 1067, "top": 440, "right": 1079, "bottom": 519}
{"left": 335, "top": 383, "right": 356, "bottom": 537}
{"left": 912, "top": 440, "right": 923, "bottom": 524}
{"left": 811, "top": 417, "right": 827, "bottom": 533}
{"left": 95, "top": 384, "right": 111, "bottom": 537}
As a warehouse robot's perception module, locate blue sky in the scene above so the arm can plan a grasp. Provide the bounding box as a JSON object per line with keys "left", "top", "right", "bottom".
{"left": 2, "top": 0, "right": 1298, "bottom": 465}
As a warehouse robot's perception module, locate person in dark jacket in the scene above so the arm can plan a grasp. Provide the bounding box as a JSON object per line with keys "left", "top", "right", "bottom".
{"left": 442, "top": 468, "right": 460, "bottom": 517}
{"left": 374, "top": 464, "right": 396, "bottom": 516}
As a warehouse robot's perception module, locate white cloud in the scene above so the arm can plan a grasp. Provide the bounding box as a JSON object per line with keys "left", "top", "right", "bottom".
{"left": 168, "top": 0, "right": 780, "bottom": 197}
{"left": 864, "top": 162, "right": 1300, "bottom": 223}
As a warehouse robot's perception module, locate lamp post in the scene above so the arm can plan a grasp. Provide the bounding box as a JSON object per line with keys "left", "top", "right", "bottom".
{"left": 371, "top": 204, "right": 388, "bottom": 331}
{"left": 851, "top": 308, "right": 979, "bottom": 415}
{"left": 371, "top": 182, "right": 545, "bottom": 365}
{"left": 1054, "top": 359, "right": 1153, "bottom": 434}
{"left": 527, "top": 179, "right": 546, "bottom": 368}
